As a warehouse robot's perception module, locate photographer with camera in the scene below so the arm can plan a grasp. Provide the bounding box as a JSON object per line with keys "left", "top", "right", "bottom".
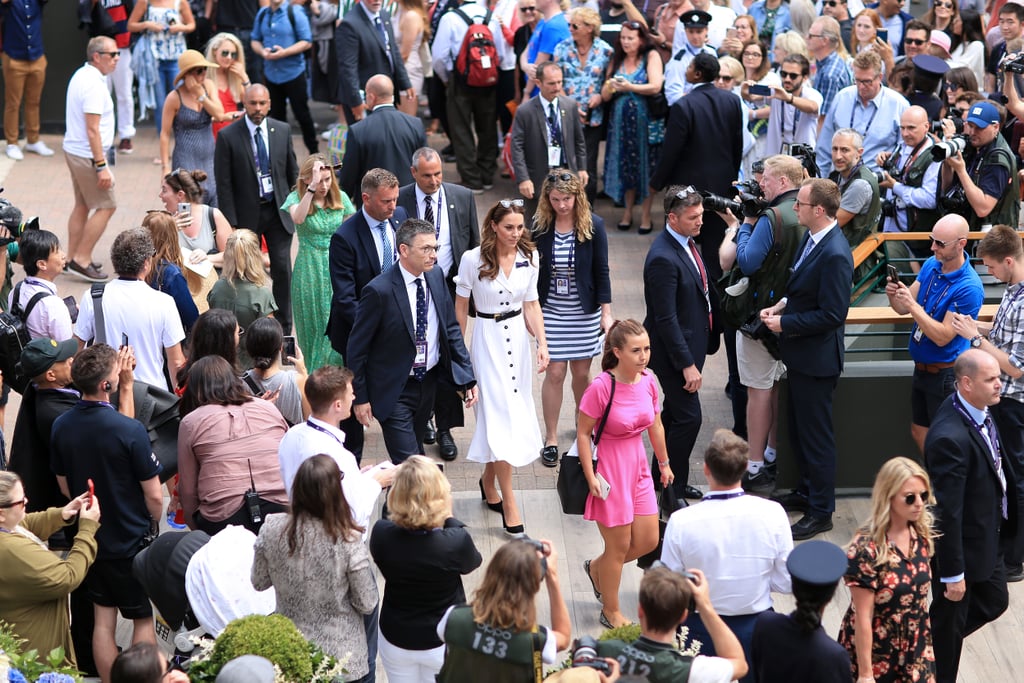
{"left": 762, "top": 55, "right": 822, "bottom": 159}
{"left": 938, "top": 100, "right": 1019, "bottom": 231}
{"left": 828, "top": 129, "right": 882, "bottom": 277}
{"left": 876, "top": 106, "right": 942, "bottom": 271}
{"left": 718, "top": 155, "right": 806, "bottom": 493}
{"left": 594, "top": 565, "right": 747, "bottom": 683}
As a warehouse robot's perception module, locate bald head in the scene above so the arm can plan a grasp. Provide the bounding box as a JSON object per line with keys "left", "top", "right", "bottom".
{"left": 900, "top": 106, "right": 930, "bottom": 147}
{"left": 366, "top": 75, "right": 395, "bottom": 104}
{"left": 955, "top": 349, "right": 1002, "bottom": 410}
{"left": 243, "top": 84, "right": 271, "bottom": 125}
{"left": 933, "top": 214, "right": 970, "bottom": 241}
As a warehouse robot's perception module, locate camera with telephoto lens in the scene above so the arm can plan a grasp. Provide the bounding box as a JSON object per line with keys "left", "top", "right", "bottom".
{"left": 931, "top": 135, "right": 968, "bottom": 161}
{"left": 0, "top": 190, "right": 40, "bottom": 246}
{"left": 702, "top": 191, "right": 742, "bottom": 216}
{"left": 1000, "top": 50, "right": 1024, "bottom": 74}
{"left": 940, "top": 185, "right": 968, "bottom": 212}
{"left": 571, "top": 636, "right": 611, "bottom": 674}
{"left": 734, "top": 178, "right": 763, "bottom": 198}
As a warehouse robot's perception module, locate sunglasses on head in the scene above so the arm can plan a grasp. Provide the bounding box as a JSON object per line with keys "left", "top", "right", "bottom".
{"left": 668, "top": 186, "right": 699, "bottom": 210}
{"left": 219, "top": 50, "right": 238, "bottom": 58}
{"left": 623, "top": 20, "right": 643, "bottom": 30}
{"left": 903, "top": 491, "right": 929, "bottom": 505}
{"left": 547, "top": 172, "right": 574, "bottom": 183}
{"left": 499, "top": 199, "right": 525, "bottom": 208}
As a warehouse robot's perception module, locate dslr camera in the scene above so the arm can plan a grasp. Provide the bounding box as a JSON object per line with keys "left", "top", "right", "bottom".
{"left": 701, "top": 191, "right": 742, "bottom": 217}
{"left": 788, "top": 143, "right": 819, "bottom": 178}
{"left": 1000, "top": 50, "right": 1024, "bottom": 74}
{"left": 932, "top": 116, "right": 964, "bottom": 137}
{"left": 571, "top": 636, "right": 611, "bottom": 675}
{"left": 0, "top": 190, "right": 40, "bottom": 247}
{"left": 931, "top": 135, "right": 968, "bottom": 161}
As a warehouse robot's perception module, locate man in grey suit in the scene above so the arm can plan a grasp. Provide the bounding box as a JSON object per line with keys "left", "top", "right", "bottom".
{"left": 510, "top": 62, "right": 588, "bottom": 221}
{"left": 215, "top": 84, "right": 299, "bottom": 333}
{"left": 339, "top": 75, "right": 427, "bottom": 205}
{"left": 398, "top": 147, "right": 480, "bottom": 460}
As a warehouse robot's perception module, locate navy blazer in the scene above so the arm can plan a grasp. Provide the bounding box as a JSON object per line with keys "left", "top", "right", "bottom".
{"left": 334, "top": 5, "right": 411, "bottom": 108}
{"left": 534, "top": 215, "right": 611, "bottom": 314}
{"left": 327, "top": 207, "right": 409, "bottom": 356}
{"left": 397, "top": 182, "right": 479, "bottom": 283}
{"left": 346, "top": 265, "right": 475, "bottom": 420}
{"left": 751, "top": 611, "right": 853, "bottom": 683}
{"left": 778, "top": 226, "right": 853, "bottom": 378}
{"left": 926, "top": 396, "right": 1018, "bottom": 583}
{"left": 339, "top": 106, "right": 427, "bottom": 202}
{"left": 643, "top": 229, "right": 717, "bottom": 373}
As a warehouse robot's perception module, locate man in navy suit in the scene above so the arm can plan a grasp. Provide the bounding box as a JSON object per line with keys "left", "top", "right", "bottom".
{"left": 644, "top": 186, "right": 717, "bottom": 501}
{"left": 328, "top": 168, "right": 409, "bottom": 460}
{"left": 761, "top": 178, "right": 853, "bottom": 540}
{"left": 346, "top": 219, "right": 478, "bottom": 462}
{"left": 926, "top": 350, "right": 1016, "bottom": 683}
{"left": 398, "top": 147, "right": 479, "bottom": 460}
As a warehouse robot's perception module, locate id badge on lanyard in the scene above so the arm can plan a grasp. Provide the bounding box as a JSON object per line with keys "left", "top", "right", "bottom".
{"left": 414, "top": 341, "right": 428, "bottom": 368}
{"left": 259, "top": 173, "right": 274, "bottom": 195}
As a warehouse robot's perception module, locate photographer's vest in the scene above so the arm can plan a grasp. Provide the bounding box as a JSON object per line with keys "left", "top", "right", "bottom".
{"left": 832, "top": 162, "right": 882, "bottom": 250}
{"left": 967, "top": 135, "right": 1020, "bottom": 230}
{"left": 597, "top": 637, "right": 695, "bottom": 683}
{"left": 437, "top": 606, "right": 546, "bottom": 683}
{"left": 749, "top": 192, "right": 805, "bottom": 311}
{"left": 898, "top": 144, "right": 942, "bottom": 232}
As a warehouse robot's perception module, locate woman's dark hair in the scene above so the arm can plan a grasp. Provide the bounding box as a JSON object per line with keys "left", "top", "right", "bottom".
{"left": 790, "top": 577, "right": 838, "bottom": 635}
{"left": 744, "top": 39, "right": 772, "bottom": 81}
{"left": 110, "top": 642, "right": 164, "bottom": 683}
{"left": 601, "top": 319, "right": 646, "bottom": 370}
{"left": 177, "top": 308, "right": 240, "bottom": 386}
{"left": 286, "top": 454, "right": 363, "bottom": 554}
{"left": 164, "top": 168, "right": 208, "bottom": 203}
{"left": 245, "top": 316, "right": 283, "bottom": 371}
{"left": 608, "top": 20, "right": 654, "bottom": 79}
{"left": 179, "top": 355, "right": 252, "bottom": 416}
{"left": 955, "top": 10, "right": 985, "bottom": 50}
{"left": 945, "top": 65, "right": 978, "bottom": 93}
{"left": 18, "top": 229, "right": 61, "bottom": 277}
{"left": 479, "top": 202, "right": 534, "bottom": 281}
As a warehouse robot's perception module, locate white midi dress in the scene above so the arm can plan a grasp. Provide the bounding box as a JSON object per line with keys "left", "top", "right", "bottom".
{"left": 456, "top": 247, "right": 543, "bottom": 467}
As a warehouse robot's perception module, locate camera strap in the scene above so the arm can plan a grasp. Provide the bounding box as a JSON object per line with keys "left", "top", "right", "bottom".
{"left": 897, "top": 139, "right": 928, "bottom": 179}
{"left": 531, "top": 627, "right": 543, "bottom": 683}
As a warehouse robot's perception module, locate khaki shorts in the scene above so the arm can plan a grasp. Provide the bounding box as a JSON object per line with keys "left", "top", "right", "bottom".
{"left": 737, "top": 332, "right": 785, "bottom": 390}
{"left": 65, "top": 152, "right": 116, "bottom": 210}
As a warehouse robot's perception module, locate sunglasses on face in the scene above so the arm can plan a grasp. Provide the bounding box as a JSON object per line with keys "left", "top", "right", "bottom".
{"left": 520, "top": 5, "right": 536, "bottom": 11}
{"left": 903, "top": 491, "right": 929, "bottom": 505}
{"left": 219, "top": 50, "right": 238, "bottom": 58}
{"left": 0, "top": 497, "right": 27, "bottom": 509}
{"left": 905, "top": 37, "right": 927, "bottom": 46}
{"left": 499, "top": 199, "right": 525, "bottom": 208}
{"left": 935, "top": 1, "right": 955, "bottom": 8}
{"left": 98, "top": 51, "right": 121, "bottom": 58}
{"left": 189, "top": 68, "right": 206, "bottom": 77}
{"left": 823, "top": 0, "right": 844, "bottom": 5}
{"left": 780, "top": 70, "right": 802, "bottom": 79}
{"left": 930, "top": 235, "right": 962, "bottom": 248}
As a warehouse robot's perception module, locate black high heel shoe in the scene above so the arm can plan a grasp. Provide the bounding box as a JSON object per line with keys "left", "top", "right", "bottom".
{"left": 478, "top": 478, "right": 504, "bottom": 514}
{"left": 501, "top": 500, "right": 525, "bottom": 537}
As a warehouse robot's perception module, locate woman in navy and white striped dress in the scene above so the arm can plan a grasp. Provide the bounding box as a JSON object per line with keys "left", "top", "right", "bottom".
{"left": 533, "top": 169, "right": 613, "bottom": 467}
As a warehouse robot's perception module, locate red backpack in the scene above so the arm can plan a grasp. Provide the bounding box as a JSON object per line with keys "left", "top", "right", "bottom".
{"left": 452, "top": 8, "right": 499, "bottom": 89}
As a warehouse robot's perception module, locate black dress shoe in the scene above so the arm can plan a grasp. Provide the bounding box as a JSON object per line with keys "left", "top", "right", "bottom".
{"left": 772, "top": 490, "right": 809, "bottom": 513}
{"left": 424, "top": 418, "right": 437, "bottom": 445}
{"left": 541, "top": 445, "right": 559, "bottom": 467}
{"left": 438, "top": 431, "right": 458, "bottom": 461}
{"left": 681, "top": 485, "right": 704, "bottom": 500}
{"left": 790, "top": 514, "right": 833, "bottom": 540}
{"left": 1006, "top": 563, "right": 1024, "bottom": 583}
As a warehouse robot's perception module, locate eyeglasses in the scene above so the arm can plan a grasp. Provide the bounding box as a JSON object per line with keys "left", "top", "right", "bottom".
{"left": 793, "top": 198, "right": 817, "bottom": 209}
{"left": 415, "top": 245, "right": 439, "bottom": 254}
{"left": 0, "top": 497, "right": 27, "bottom": 509}
{"left": 498, "top": 199, "right": 525, "bottom": 208}
{"left": 904, "top": 37, "right": 927, "bottom": 46}
{"left": 742, "top": 51, "right": 763, "bottom": 58}
{"left": 855, "top": 76, "right": 880, "bottom": 86}
{"left": 930, "top": 235, "right": 963, "bottom": 248}
{"left": 780, "top": 70, "right": 802, "bottom": 80}
{"left": 520, "top": 5, "right": 536, "bottom": 11}
{"left": 903, "top": 491, "right": 929, "bottom": 505}
{"left": 219, "top": 50, "right": 238, "bottom": 58}
{"left": 546, "top": 172, "right": 574, "bottom": 183}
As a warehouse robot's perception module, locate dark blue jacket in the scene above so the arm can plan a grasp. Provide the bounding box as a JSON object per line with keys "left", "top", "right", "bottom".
{"left": 534, "top": 214, "right": 611, "bottom": 313}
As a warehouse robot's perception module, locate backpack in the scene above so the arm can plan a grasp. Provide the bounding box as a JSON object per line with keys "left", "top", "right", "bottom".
{"left": 452, "top": 8, "right": 499, "bottom": 89}
{"left": 0, "top": 282, "right": 52, "bottom": 393}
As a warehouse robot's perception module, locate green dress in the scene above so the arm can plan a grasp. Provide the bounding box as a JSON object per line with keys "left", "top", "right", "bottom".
{"left": 282, "top": 190, "right": 356, "bottom": 371}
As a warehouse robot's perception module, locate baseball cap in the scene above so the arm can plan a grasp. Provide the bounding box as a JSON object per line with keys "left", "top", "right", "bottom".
{"left": 966, "top": 101, "right": 1000, "bottom": 128}
{"left": 17, "top": 338, "right": 77, "bottom": 379}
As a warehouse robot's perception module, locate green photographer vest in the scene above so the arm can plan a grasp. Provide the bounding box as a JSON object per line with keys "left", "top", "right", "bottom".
{"left": 748, "top": 193, "right": 805, "bottom": 312}
{"left": 968, "top": 134, "right": 1020, "bottom": 230}
{"left": 437, "top": 606, "right": 546, "bottom": 683}
{"left": 835, "top": 163, "right": 882, "bottom": 251}
{"left": 900, "top": 146, "right": 942, "bottom": 232}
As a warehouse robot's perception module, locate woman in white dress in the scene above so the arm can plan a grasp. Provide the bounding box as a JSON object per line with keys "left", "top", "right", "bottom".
{"left": 455, "top": 200, "right": 549, "bottom": 537}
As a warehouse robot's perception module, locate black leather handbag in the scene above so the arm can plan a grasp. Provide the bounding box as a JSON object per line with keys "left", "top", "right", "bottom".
{"left": 556, "top": 373, "right": 616, "bottom": 515}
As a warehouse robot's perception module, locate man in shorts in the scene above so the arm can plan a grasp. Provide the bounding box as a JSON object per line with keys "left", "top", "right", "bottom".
{"left": 62, "top": 36, "right": 119, "bottom": 282}
{"left": 51, "top": 344, "right": 163, "bottom": 681}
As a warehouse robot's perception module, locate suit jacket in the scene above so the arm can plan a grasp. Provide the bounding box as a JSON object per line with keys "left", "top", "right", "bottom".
{"left": 327, "top": 207, "right": 409, "bottom": 357}
{"left": 335, "top": 5, "right": 411, "bottom": 108}
{"left": 926, "top": 395, "right": 1018, "bottom": 583}
{"left": 643, "top": 230, "right": 717, "bottom": 374}
{"left": 346, "top": 265, "right": 475, "bottom": 420}
{"left": 510, "top": 94, "right": 587, "bottom": 186}
{"left": 397, "top": 181, "right": 480, "bottom": 283}
{"left": 340, "top": 106, "right": 426, "bottom": 203}
{"left": 214, "top": 116, "right": 298, "bottom": 234}
{"left": 651, "top": 83, "right": 742, "bottom": 194}
{"left": 534, "top": 215, "right": 611, "bottom": 314}
{"left": 751, "top": 611, "right": 853, "bottom": 683}
{"left": 778, "top": 226, "right": 853, "bottom": 377}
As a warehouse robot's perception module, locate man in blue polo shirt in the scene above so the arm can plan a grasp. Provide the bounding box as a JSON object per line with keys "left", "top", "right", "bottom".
{"left": 885, "top": 214, "right": 984, "bottom": 454}
{"left": 251, "top": 0, "right": 317, "bottom": 154}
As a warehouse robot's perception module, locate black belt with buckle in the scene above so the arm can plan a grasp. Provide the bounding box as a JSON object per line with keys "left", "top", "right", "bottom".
{"left": 477, "top": 309, "right": 522, "bottom": 322}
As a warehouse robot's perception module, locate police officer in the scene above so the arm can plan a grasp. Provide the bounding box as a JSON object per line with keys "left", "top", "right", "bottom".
{"left": 664, "top": 10, "right": 716, "bottom": 105}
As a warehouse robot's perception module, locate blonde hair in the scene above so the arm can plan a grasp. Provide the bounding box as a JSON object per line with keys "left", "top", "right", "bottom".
{"left": 718, "top": 55, "right": 744, "bottom": 82}
{"left": 853, "top": 456, "right": 937, "bottom": 567}
{"left": 570, "top": 7, "right": 602, "bottom": 41}
{"left": 386, "top": 455, "right": 451, "bottom": 530}
{"left": 533, "top": 169, "right": 594, "bottom": 241}
{"left": 142, "top": 211, "right": 186, "bottom": 286}
{"left": 205, "top": 33, "right": 247, "bottom": 102}
{"left": 222, "top": 229, "right": 266, "bottom": 287}
{"left": 297, "top": 154, "right": 344, "bottom": 212}
{"left": 774, "top": 31, "right": 810, "bottom": 61}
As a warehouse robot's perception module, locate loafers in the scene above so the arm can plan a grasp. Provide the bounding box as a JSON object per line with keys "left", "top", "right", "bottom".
{"left": 790, "top": 514, "right": 833, "bottom": 540}
{"left": 681, "top": 485, "right": 704, "bottom": 500}
{"left": 541, "top": 445, "right": 559, "bottom": 468}
{"left": 772, "top": 489, "right": 809, "bottom": 513}
{"left": 438, "top": 430, "right": 458, "bottom": 461}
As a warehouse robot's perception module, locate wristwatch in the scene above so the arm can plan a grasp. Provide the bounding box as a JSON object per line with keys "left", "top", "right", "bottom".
{"left": 970, "top": 334, "right": 983, "bottom": 348}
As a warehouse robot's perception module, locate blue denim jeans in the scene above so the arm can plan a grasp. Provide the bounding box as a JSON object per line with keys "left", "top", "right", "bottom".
{"left": 154, "top": 59, "right": 179, "bottom": 132}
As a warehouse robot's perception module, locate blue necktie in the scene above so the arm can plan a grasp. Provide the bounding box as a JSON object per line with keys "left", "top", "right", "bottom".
{"left": 254, "top": 127, "right": 271, "bottom": 199}
{"left": 794, "top": 236, "right": 814, "bottom": 269}
{"left": 374, "top": 15, "right": 393, "bottom": 68}
{"left": 414, "top": 277, "right": 427, "bottom": 381}
{"left": 548, "top": 102, "right": 563, "bottom": 147}
{"left": 377, "top": 221, "right": 394, "bottom": 270}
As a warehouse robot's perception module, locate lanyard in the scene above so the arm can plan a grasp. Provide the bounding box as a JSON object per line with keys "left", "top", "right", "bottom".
{"left": 896, "top": 139, "right": 927, "bottom": 178}
{"left": 850, "top": 98, "right": 879, "bottom": 132}
{"left": 425, "top": 187, "right": 444, "bottom": 239}
{"left": 554, "top": 230, "right": 575, "bottom": 273}
{"left": 951, "top": 394, "right": 1006, "bottom": 483}
{"left": 702, "top": 491, "right": 745, "bottom": 501}
{"left": 919, "top": 269, "right": 955, "bottom": 320}
{"left": 305, "top": 419, "right": 344, "bottom": 447}
{"left": 785, "top": 101, "right": 800, "bottom": 140}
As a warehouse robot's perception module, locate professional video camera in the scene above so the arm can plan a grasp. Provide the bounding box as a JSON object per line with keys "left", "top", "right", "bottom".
{"left": 931, "top": 135, "right": 968, "bottom": 161}
{"left": 999, "top": 50, "right": 1024, "bottom": 74}
{"left": 570, "top": 636, "right": 612, "bottom": 675}
{"left": 0, "top": 189, "right": 39, "bottom": 247}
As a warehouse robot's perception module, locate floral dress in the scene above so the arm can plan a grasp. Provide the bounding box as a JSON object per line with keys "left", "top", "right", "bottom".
{"left": 838, "top": 531, "right": 936, "bottom": 683}
{"left": 553, "top": 37, "right": 614, "bottom": 127}
{"left": 603, "top": 58, "right": 665, "bottom": 205}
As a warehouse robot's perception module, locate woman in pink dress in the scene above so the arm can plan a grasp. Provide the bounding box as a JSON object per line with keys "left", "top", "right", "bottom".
{"left": 577, "top": 318, "right": 673, "bottom": 629}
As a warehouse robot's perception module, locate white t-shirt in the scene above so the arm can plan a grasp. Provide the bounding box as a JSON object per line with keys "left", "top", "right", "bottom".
{"left": 436, "top": 605, "right": 559, "bottom": 664}
{"left": 63, "top": 63, "right": 115, "bottom": 159}
{"left": 74, "top": 278, "right": 185, "bottom": 390}
{"left": 764, "top": 84, "right": 823, "bottom": 157}
{"left": 690, "top": 655, "right": 740, "bottom": 683}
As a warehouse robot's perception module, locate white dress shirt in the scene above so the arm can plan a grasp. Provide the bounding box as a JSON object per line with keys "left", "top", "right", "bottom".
{"left": 398, "top": 263, "right": 440, "bottom": 372}
{"left": 415, "top": 184, "right": 453, "bottom": 274}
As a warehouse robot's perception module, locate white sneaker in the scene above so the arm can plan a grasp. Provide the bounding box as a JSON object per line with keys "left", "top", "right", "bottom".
{"left": 24, "top": 141, "right": 54, "bottom": 157}
{"left": 5, "top": 145, "right": 23, "bottom": 161}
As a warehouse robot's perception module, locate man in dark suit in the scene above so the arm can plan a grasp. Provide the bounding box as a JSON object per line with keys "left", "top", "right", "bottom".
{"left": 762, "top": 178, "right": 853, "bottom": 540}
{"left": 644, "top": 186, "right": 717, "bottom": 501}
{"left": 398, "top": 147, "right": 479, "bottom": 460}
{"left": 651, "top": 52, "right": 742, "bottom": 282}
{"left": 328, "top": 168, "right": 408, "bottom": 461}
{"left": 335, "top": 0, "right": 413, "bottom": 124}
{"left": 340, "top": 75, "right": 427, "bottom": 205}
{"left": 347, "top": 219, "right": 478, "bottom": 463}
{"left": 926, "top": 349, "right": 1016, "bottom": 683}
{"left": 214, "top": 83, "right": 299, "bottom": 333}
{"left": 510, "top": 62, "right": 588, "bottom": 221}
